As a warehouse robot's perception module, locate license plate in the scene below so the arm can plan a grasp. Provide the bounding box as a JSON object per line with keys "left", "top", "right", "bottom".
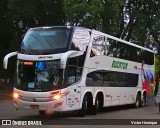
{"left": 30, "top": 105, "right": 39, "bottom": 109}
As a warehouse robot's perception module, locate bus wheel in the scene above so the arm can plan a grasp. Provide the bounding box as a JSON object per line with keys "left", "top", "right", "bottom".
{"left": 91, "top": 95, "right": 99, "bottom": 115}
{"left": 77, "top": 95, "right": 87, "bottom": 117}
{"left": 39, "top": 110, "right": 53, "bottom": 117}
{"left": 155, "top": 101, "right": 157, "bottom": 106}
{"left": 134, "top": 94, "right": 141, "bottom": 108}
{"left": 39, "top": 110, "right": 46, "bottom": 116}
{"left": 159, "top": 102, "right": 160, "bottom": 113}
{"left": 140, "top": 94, "right": 146, "bottom": 107}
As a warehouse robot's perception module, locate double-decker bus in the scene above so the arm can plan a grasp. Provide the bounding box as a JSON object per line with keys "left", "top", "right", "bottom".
{"left": 3, "top": 26, "right": 155, "bottom": 117}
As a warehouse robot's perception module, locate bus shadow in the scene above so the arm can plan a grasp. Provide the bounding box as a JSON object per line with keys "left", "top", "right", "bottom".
{"left": 98, "top": 104, "right": 144, "bottom": 114}
{"left": 20, "top": 111, "right": 77, "bottom": 119}
{"left": 20, "top": 103, "right": 151, "bottom": 119}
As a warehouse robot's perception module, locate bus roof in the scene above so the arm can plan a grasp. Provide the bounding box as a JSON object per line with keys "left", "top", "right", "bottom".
{"left": 29, "top": 26, "right": 155, "bottom": 54}
{"left": 29, "top": 26, "right": 87, "bottom": 30}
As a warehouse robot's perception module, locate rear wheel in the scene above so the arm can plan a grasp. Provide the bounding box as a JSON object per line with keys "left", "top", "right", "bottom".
{"left": 155, "top": 101, "right": 157, "bottom": 106}
{"left": 140, "top": 94, "right": 146, "bottom": 107}
{"left": 91, "top": 95, "right": 99, "bottom": 115}
{"left": 158, "top": 102, "right": 160, "bottom": 113}
{"left": 134, "top": 94, "right": 141, "bottom": 108}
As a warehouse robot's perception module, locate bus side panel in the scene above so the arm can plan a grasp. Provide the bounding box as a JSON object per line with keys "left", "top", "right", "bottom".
{"left": 66, "top": 86, "right": 81, "bottom": 111}
{"left": 120, "top": 87, "right": 136, "bottom": 105}
{"left": 105, "top": 87, "right": 120, "bottom": 106}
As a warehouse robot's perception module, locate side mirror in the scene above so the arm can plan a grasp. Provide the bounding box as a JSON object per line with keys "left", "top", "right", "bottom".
{"left": 60, "top": 51, "right": 84, "bottom": 69}
{"left": 3, "top": 51, "right": 18, "bottom": 69}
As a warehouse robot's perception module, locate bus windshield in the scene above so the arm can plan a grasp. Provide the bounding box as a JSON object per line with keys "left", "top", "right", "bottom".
{"left": 16, "top": 60, "right": 65, "bottom": 92}
{"left": 21, "top": 27, "right": 71, "bottom": 55}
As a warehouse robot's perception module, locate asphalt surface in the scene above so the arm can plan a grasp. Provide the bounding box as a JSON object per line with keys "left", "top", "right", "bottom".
{"left": 0, "top": 91, "right": 160, "bottom": 128}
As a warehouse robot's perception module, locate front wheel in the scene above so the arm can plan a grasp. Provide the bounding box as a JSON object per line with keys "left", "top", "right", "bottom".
{"left": 39, "top": 110, "right": 46, "bottom": 116}
{"left": 39, "top": 110, "right": 53, "bottom": 117}
{"left": 77, "top": 95, "right": 87, "bottom": 117}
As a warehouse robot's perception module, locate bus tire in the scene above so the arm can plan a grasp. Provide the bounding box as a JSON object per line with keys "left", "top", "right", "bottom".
{"left": 159, "top": 102, "right": 160, "bottom": 113}
{"left": 91, "top": 95, "right": 98, "bottom": 115}
{"left": 39, "top": 110, "right": 46, "bottom": 116}
{"left": 140, "top": 93, "right": 146, "bottom": 107}
{"left": 155, "top": 101, "right": 157, "bottom": 106}
{"left": 134, "top": 94, "right": 141, "bottom": 108}
{"left": 77, "top": 95, "right": 87, "bottom": 117}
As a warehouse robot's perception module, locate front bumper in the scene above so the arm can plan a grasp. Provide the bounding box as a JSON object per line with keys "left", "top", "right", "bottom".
{"left": 13, "top": 97, "right": 65, "bottom": 111}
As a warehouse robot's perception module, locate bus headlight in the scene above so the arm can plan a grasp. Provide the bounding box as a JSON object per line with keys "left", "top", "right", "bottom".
{"left": 50, "top": 91, "right": 62, "bottom": 100}
{"left": 13, "top": 92, "right": 20, "bottom": 99}
{"left": 52, "top": 94, "right": 62, "bottom": 100}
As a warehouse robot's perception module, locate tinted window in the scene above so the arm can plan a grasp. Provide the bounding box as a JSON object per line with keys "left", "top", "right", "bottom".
{"left": 86, "top": 70, "right": 138, "bottom": 87}
{"left": 90, "top": 34, "right": 154, "bottom": 65}
{"left": 70, "top": 29, "right": 90, "bottom": 51}
{"left": 66, "top": 53, "right": 86, "bottom": 85}
{"left": 16, "top": 60, "right": 65, "bottom": 92}
{"left": 91, "top": 36, "right": 106, "bottom": 56}
{"left": 86, "top": 71, "right": 103, "bottom": 87}
{"left": 21, "top": 27, "right": 72, "bottom": 55}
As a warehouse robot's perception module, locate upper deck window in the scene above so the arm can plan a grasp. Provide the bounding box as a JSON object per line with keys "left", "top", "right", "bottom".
{"left": 90, "top": 33, "right": 154, "bottom": 65}
{"left": 21, "top": 27, "right": 72, "bottom": 54}
{"left": 70, "top": 28, "right": 90, "bottom": 51}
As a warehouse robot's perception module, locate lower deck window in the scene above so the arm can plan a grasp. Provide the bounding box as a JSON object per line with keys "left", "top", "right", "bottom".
{"left": 86, "top": 70, "right": 138, "bottom": 87}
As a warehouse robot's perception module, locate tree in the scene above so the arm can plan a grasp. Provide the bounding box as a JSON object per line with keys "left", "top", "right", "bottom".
{"left": 64, "top": 0, "right": 160, "bottom": 50}
{"left": 0, "top": 0, "right": 13, "bottom": 78}
{"left": 64, "top": 0, "right": 104, "bottom": 29}
{"left": 0, "top": 0, "right": 66, "bottom": 82}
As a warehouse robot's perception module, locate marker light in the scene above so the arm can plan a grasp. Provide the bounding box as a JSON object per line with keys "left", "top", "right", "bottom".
{"left": 43, "top": 27, "right": 52, "bottom": 29}
{"left": 13, "top": 92, "right": 20, "bottom": 99}
{"left": 23, "top": 62, "right": 33, "bottom": 65}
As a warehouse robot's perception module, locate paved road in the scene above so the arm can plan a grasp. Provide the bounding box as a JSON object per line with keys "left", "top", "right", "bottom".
{"left": 0, "top": 92, "right": 160, "bottom": 128}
